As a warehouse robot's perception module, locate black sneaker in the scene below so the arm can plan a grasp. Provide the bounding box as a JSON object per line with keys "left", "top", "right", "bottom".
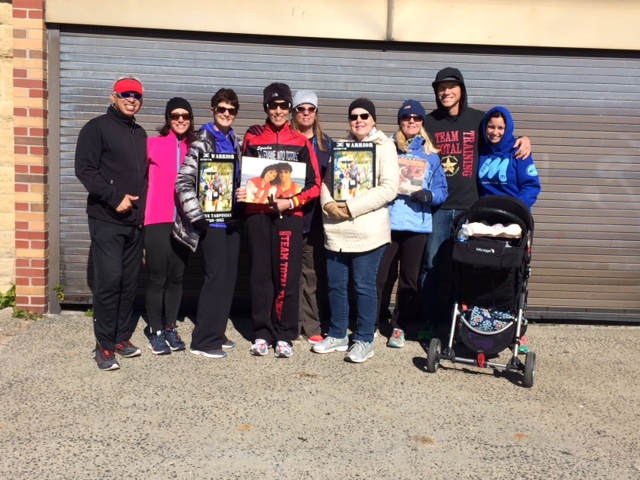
{"left": 114, "top": 340, "right": 142, "bottom": 358}
{"left": 164, "top": 325, "right": 186, "bottom": 351}
{"left": 94, "top": 344, "right": 120, "bottom": 371}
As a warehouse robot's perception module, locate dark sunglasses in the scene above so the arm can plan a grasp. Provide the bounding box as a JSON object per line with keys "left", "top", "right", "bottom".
{"left": 168, "top": 112, "right": 192, "bottom": 121}
{"left": 214, "top": 106, "right": 238, "bottom": 116}
{"left": 349, "top": 113, "right": 370, "bottom": 121}
{"left": 295, "top": 106, "right": 317, "bottom": 114}
{"left": 267, "top": 101, "right": 291, "bottom": 111}
{"left": 116, "top": 92, "right": 143, "bottom": 101}
{"left": 400, "top": 114, "right": 424, "bottom": 122}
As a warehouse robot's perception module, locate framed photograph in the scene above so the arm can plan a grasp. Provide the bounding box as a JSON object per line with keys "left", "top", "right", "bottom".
{"left": 397, "top": 155, "right": 425, "bottom": 195}
{"left": 197, "top": 153, "right": 236, "bottom": 224}
{"left": 241, "top": 156, "right": 306, "bottom": 204}
{"left": 330, "top": 142, "right": 375, "bottom": 201}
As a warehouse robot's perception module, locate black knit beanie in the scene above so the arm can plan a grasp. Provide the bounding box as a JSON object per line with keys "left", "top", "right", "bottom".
{"left": 263, "top": 83, "right": 292, "bottom": 111}
{"left": 165, "top": 97, "right": 193, "bottom": 118}
{"left": 348, "top": 98, "right": 376, "bottom": 122}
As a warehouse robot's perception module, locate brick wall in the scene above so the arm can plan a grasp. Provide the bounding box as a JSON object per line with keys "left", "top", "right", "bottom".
{"left": 13, "top": 0, "right": 49, "bottom": 313}
{"left": 0, "top": 3, "right": 16, "bottom": 294}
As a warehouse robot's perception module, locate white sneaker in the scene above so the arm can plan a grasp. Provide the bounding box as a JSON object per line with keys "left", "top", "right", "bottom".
{"left": 346, "top": 340, "right": 374, "bottom": 363}
{"left": 250, "top": 339, "right": 269, "bottom": 356}
{"left": 275, "top": 341, "right": 293, "bottom": 358}
{"left": 312, "top": 336, "right": 349, "bottom": 354}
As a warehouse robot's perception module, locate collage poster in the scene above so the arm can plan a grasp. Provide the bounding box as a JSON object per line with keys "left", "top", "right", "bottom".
{"left": 241, "top": 156, "right": 306, "bottom": 204}
{"left": 330, "top": 142, "right": 376, "bottom": 201}
{"left": 197, "top": 153, "right": 236, "bottom": 223}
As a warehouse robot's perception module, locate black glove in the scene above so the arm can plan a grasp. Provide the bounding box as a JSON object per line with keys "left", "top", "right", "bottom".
{"left": 192, "top": 218, "right": 210, "bottom": 231}
{"left": 410, "top": 189, "right": 433, "bottom": 204}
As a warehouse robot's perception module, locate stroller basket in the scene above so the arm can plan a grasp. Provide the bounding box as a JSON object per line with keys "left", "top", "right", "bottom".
{"left": 458, "top": 306, "right": 517, "bottom": 355}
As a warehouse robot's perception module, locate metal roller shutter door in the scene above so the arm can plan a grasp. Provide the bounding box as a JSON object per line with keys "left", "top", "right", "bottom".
{"left": 55, "top": 27, "right": 640, "bottom": 320}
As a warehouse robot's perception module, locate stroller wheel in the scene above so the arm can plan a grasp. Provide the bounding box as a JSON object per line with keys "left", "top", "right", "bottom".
{"left": 522, "top": 351, "right": 536, "bottom": 388}
{"left": 426, "top": 338, "right": 442, "bottom": 373}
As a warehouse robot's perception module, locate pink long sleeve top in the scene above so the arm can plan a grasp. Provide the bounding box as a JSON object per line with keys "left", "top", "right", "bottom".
{"left": 144, "top": 130, "right": 188, "bottom": 226}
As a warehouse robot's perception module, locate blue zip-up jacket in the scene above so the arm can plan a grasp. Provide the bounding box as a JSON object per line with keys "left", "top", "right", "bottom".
{"left": 388, "top": 135, "right": 448, "bottom": 233}
{"left": 478, "top": 106, "right": 541, "bottom": 210}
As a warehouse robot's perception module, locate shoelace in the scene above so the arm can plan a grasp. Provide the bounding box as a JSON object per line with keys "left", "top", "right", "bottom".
{"left": 166, "top": 328, "right": 182, "bottom": 340}
{"left": 394, "top": 330, "right": 402, "bottom": 339}
{"left": 98, "top": 347, "right": 115, "bottom": 360}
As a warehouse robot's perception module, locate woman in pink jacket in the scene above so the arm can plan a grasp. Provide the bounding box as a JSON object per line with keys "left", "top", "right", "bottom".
{"left": 144, "top": 97, "right": 194, "bottom": 355}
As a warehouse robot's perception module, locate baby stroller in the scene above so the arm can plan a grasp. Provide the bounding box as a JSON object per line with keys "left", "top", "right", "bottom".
{"left": 426, "top": 196, "right": 536, "bottom": 388}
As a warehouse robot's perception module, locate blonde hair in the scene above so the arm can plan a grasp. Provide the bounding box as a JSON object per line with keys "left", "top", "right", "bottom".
{"left": 291, "top": 112, "right": 330, "bottom": 153}
{"left": 395, "top": 127, "right": 439, "bottom": 155}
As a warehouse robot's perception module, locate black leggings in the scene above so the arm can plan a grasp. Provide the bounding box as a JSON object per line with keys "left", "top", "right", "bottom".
{"left": 144, "top": 223, "right": 189, "bottom": 333}
{"left": 376, "top": 230, "right": 428, "bottom": 330}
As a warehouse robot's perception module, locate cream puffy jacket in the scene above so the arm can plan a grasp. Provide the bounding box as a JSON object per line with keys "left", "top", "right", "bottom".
{"left": 321, "top": 129, "right": 399, "bottom": 253}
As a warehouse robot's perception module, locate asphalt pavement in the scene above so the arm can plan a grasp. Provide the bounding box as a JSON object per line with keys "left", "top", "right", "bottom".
{"left": 0, "top": 308, "right": 639, "bottom": 479}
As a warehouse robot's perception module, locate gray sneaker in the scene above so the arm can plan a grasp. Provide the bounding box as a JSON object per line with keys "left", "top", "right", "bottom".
{"left": 312, "top": 336, "right": 349, "bottom": 354}
{"left": 346, "top": 340, "right": 374, "bottom": 363}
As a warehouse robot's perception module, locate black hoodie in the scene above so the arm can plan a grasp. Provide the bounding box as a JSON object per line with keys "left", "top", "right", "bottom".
{"left": 426, "top": 67, "right": 485, "bottom": 210}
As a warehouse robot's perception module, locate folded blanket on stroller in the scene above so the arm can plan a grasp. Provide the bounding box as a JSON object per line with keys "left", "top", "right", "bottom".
{"left": 464, "top": 222, "right": 522, "bottom": 239}
{"left": 462, "top": 306, "right": 516, "bottom": 332}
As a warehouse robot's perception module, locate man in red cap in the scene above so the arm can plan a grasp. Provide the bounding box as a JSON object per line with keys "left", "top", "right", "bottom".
{"left": 75, "top": 76, "right": 148, "bottom": 371}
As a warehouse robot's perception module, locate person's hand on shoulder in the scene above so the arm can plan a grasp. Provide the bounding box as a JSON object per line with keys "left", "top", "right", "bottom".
{"left": 514, "top": 136, "right": 532, "bottom": 160}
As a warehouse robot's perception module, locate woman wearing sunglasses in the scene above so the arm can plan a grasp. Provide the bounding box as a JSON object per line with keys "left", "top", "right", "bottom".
{"left": 238, "top": 82, "right": 321, "bottom": 359}
{"left": 173, "top": 88, "right": 242, "bottom": 359}
{"left": 376, "top": 100, "right": 448, "bottom": 349}
{"left": 290, "top": 90, "right": 332, "bottom": 345}
{"left": 312, "top": 98, "right": 399, "bottom": 363}
{"left": 144, "top": 97, "right": 195, "bottom": 355}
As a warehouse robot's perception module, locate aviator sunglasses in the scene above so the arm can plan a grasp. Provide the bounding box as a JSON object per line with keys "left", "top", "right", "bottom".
{"left": 115, "top": 92, "right": 143, "bottom": 101}
{"left": 169, "top": 112, "right": 192, "bottom": 121}
{"left": 349, "top": 113, "right": 370, "bottom": 121}
{"left": 214, "top": 106, "right": 238, "bottom": 116}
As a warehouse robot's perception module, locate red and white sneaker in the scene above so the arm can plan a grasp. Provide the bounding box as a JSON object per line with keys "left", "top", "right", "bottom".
{"left": 275, "top": 341, "right": 293, "bottom": 358}
{"left": 250, "top": 339, "right": 269, "bottom": 356}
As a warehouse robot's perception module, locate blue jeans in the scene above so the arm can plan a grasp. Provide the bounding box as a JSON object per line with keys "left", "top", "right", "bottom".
{"left": 326, "top": 245, "right": 386, "bottom": 344}
{"left": 421, "top": 208, "right": 464, "bottom": 326}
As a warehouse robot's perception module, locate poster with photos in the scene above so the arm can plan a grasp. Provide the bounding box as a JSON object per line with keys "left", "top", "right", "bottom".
{"left": 197, "top": 153, "right": 236, "bottom": 223}
{"left": 330, "top": 142, "right": 376, "bottom": 201}
{"left": 241, "top": 156, "right": 306, "bottom": 204}
{"left": 397, "top": 155, "right": 425, "bottom": 195}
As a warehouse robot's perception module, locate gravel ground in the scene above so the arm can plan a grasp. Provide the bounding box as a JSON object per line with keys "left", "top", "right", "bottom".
{"left": 0, "top": 307, "right": 639, "bottom": 479}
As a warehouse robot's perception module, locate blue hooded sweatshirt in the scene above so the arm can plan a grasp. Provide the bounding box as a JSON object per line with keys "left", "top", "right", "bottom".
{"left": 478, "top": 106, "right": 541, "bottom": 210}
{"left": 388, "top": 135, "right": 448, "bottom": 233}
